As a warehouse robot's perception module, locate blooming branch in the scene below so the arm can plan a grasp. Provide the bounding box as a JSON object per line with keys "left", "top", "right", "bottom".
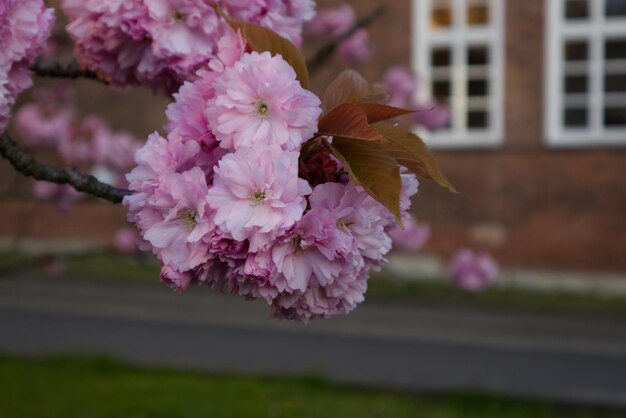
{"left": 0, "top": 132, "right": 130, "bottom": 203}
{"left": 30, "top": 61, "right": 104, "bottom": 83}
{"left": 306, "top": 5, "right": 385, "bottom": 74}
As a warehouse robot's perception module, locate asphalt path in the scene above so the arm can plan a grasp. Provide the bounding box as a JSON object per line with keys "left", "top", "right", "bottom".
{"left": 0, "top": 276, "right": 625, "bottom": 406}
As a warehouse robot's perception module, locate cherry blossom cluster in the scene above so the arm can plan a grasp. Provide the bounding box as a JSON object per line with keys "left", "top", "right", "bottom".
{"left": 14, "top": 84, "right": 142, "bottom": 211}
{"left": 124, "top": 30, "right": 420, "bottom": 320}
{"left": 62, "top": 0, "right": 315, "bottom": 93}
{"left": 0, "top": 0, "right": 55, "bottom": 131}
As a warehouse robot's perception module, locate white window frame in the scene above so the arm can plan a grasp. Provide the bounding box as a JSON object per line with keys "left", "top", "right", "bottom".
{"left": 412, "top": 0, "right": 506, "bottom": 149}
{"left": 545, "top": 0, "right": 626, "bottom": 147}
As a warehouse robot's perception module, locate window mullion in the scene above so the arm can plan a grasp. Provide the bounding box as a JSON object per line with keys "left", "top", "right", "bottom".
{"left": 453, "top": 0, "right": 467, "bottom": 138}
{"left": 590, "top": 0, "right": 605, "bottom": 137}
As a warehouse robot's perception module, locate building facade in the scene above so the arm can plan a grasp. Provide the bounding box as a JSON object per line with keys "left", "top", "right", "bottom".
{"left": 312, "top": 0, "right": 626, "bottom": 272}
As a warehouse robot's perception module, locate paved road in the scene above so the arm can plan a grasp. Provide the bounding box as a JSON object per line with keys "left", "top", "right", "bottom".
{"left": 1, "top": 276, "right": 626, "bottom": 406}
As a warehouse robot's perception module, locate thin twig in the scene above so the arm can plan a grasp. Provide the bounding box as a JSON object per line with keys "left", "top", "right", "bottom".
{"left": 0, "top": 133, "right": 130, "bottom": 203}
{"left": 306, "top": 5, "right": 386, "bottom": 75}
{"left": 30, "top": 61, "right": 105, "bottom": 83}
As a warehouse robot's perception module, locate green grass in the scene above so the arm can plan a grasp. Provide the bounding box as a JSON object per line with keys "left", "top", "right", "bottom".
{"left": 0, "top": 354, "right": 621, "bottom": 418}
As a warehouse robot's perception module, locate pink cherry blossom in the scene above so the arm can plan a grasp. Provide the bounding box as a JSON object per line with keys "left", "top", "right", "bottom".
{"left": 0, "top": 0, "right": 54, "bottom": 65}
{"left": 160, "top": 264, "right": 195, "bottom": 293}
{"left": 139, "top": 167, "right": 213, "bottom": 271}
{"left": 413, "top": 100, "right": 451, "bottom": 131}
{"left": 448, "top": 249, "right": 499, "bottom": 292}
{"left": 0, "top": 0, "right": 54, "bottom": 131}
{"left": 114, "top": 227, "right": 139, "bottom": 253}
{"left": 14, "top": 102, "right": 74, "bottom": 148}
{"left": 338, "top": 29, "right": 371, "bottom": 64}
{"left": 166, "top": 76, "right": 218, "bottom": 145}
{"left": 207, "top": 51, "right": 321, "bottom": 151}
{"left": 126, "top": 132, "right": 200, "bottom": 195}
{"left": 305, "top": 4, "right": 354, "bottom": 37}
{"left": 389, "top": 217, "right": 431, "bottom": 251}
{"left": 383, "top": 66, "right": 418, "bottom": 108}
{"left": 309, "top": 182, "right": 392, "bottom": 266}
{"left": 92, "top": 128, "right": 141, "bottom": 174}
{"left": 143, "top": 0, "right": 219, "bottom": 56}
{"left": 271, "top": 207, "right": 346, "bottom": 293}
{"left": 207, "top": 29, "right": 247, "bottom": 73}
{"left": 62, "top": 0, "right": 313, "bottom": 93}
{"left": 207, "top": 147, "right": 311, "bottom": 251}
{"left": 32, "top": 181, "right": 82, "bottom": 212}
{"left": 223, "top": 0, "right": 316, "bottom": 46}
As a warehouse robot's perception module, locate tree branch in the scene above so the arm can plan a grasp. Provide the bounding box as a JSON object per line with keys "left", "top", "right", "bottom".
{"left": 0, "top": 133, "right": 130, "bottom": 204}
{"left": 306, "top": 5, "right": 386, "bottom": 75}
{"left": 30, "top": 61, "right": 105, "bottom": 83}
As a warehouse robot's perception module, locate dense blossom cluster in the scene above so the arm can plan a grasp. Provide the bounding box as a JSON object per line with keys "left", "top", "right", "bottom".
{"left": 0, "top": 0, "right": 55, "bottom": 131}
{"left": 124, "top": 30, "right": 420, "bottom": 320}
{"left": 14, "top": 84, "right": 142, "bottom": 210}
{"left": 62, "top": 0, "right": 315, "bottom": 93}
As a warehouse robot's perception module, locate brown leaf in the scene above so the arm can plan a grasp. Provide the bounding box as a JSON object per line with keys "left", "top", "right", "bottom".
{"left": 328, "top": 137, "right": 402, "bottom": 222}
{"left": 217, "top": 6, "right": 309, "bottom": 89}
{"left": 321, "top": 70, "right": 388, "bottom": 114}
{"left": 354, "top": 103, "right": 416, "bottom": 124}
{"left": 318, "top": 103, "right": 384, "bottom": 141}
{"left": 374, "top": 122, "right": 456, "bottom": 193}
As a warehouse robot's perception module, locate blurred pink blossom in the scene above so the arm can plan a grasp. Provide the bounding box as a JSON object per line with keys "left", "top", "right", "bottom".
{"left": 114, "top": 227, "right": 139, "bottom": 253}
{"left": 338, "top": 29, "right": 371, "bottom": 64}
{"left": 305, "top": 4, "right": 354, "bottom": 36}
{"left": 14, "top": 103, "right": 74, "bottom": 148}
{"left": 382, "top": 66, "right": 418, "bottom": 108}
{"left": 413, "top": 99, "right": 451, "bottom": 131}
{"left": 33, "top": 181, "right": 81, "bottom": 212}
{"left": 389, "top": 217, "right": 431, "bottom": 252}
{"left": 447, "top": 249, "right": 498, "bottom": 292}
{"left": 380, "top": 66, "right": 451, "bottom": 131}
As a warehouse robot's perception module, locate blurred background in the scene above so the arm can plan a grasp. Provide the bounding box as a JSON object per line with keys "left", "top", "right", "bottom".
{"left": 1, "top": 0, "right": 626, "bottom": 417}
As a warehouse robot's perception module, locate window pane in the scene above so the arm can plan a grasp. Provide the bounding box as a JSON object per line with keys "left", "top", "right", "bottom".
{"left": 565, "top": 41, "right": 588, "bottom": 61}
{"left": 564, "top": 108, "right": 588, "bottom": 127}
{"left": 605, "top": 74, "right": 626, "bottom": 92}
{"left": 468, "top": 110, "right": 489, "bottom": 128}
{"left": 605, "top": 107, "right": 626, "bottom": 126}
{"left": 565, "top": 0, "right": 589, "bottom": 19}
{"left": 468, "top": 79, "right": 489, "bottom": 96}
{"left": 467, "top": 46, "right": 489, "bottom": 66}
{"left": 432, "top": 80, "right": 451, "bottom": 98}
{"left": 605, "top": 39, "right": 626, "bottom": 60}
{"left": 432, "top": 47, "right": 451, "bottom": 67}
{"left": 432, "top": 0, "right": 452, "bottom": 28}
{"left": 467, "top": 0, "right": 489, "bottom": 25}
{"left": 564, "top": 75, "right": 588, "bottom": 93}
{"left": 606, "top": 0, "right": 626, "bottom": 17}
